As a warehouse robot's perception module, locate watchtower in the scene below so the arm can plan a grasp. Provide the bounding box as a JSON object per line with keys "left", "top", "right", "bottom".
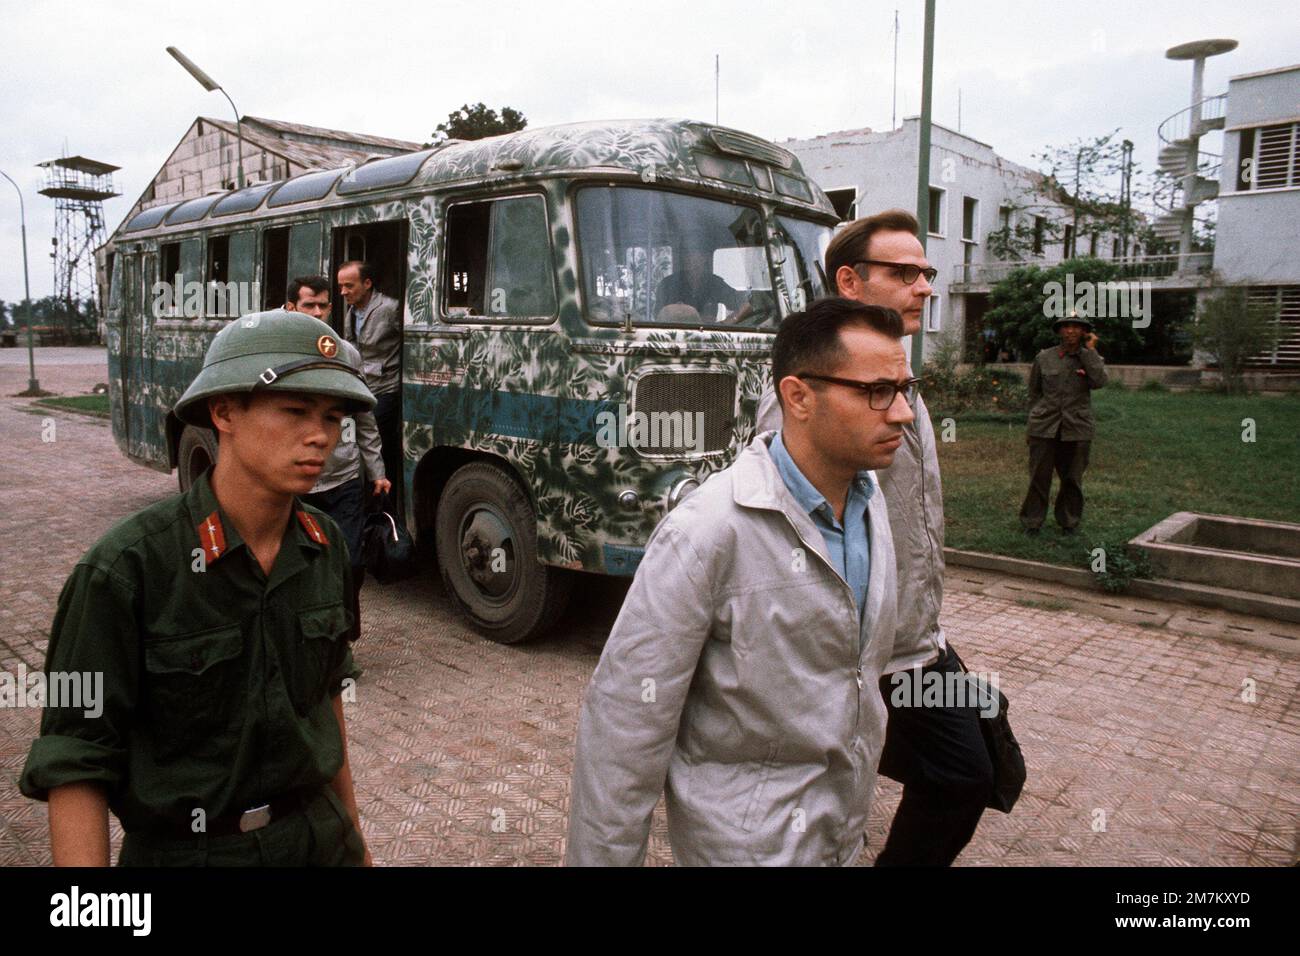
{"left": 37, "top": 155, "right": 121, "bottom": 318}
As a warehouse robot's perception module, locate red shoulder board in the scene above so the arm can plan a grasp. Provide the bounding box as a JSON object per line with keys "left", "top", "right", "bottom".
{"left": 296, "top": 510, "right": 330, "bottom": 546}
{"left": 196, "top": 510, "right": 228, "bottom": 563}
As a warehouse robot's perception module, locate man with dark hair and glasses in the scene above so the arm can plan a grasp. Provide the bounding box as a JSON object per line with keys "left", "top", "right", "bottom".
{"left": 568, "top": 297, "right": 912, "bottom": 865}
{"left": 758, "top": 209, "right": 998, "bottom": 866}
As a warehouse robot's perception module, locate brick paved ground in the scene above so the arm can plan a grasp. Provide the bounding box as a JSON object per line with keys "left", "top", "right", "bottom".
{"left": 2, "top": 349, "right": 1297, "bottom": 866}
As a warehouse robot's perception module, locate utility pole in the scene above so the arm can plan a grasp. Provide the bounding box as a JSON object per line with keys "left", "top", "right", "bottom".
{"left": 892, "top": 9, "right": 900, "bottom": 129}
{"left": 1120, "top": 138, "right": 1134, "bottom": 258}
{"left": 912, "top": 0, "right": 936, "bottom": 372}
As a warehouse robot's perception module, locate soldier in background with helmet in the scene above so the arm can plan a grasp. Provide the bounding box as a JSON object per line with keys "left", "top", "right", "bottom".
{"left": 20, "top": 309, "right": 375, "bottom": 866}
{"left": 1019, "top": 312, "right": 1108, "bottom": 536}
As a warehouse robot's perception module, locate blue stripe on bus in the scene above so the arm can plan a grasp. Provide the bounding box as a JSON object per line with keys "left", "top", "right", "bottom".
{"left": 404, "top": 382, "right": 614, "bottom": 445}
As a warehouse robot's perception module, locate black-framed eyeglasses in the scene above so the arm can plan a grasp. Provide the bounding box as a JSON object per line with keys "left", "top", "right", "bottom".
{"left": 853, "top": 259, "right": 938, "bottom": 285}
{"left": 797, "top": 374, "right": 920, "bottom": 410}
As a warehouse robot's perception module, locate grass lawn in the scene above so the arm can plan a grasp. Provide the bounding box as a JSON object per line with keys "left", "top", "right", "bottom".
{"left": 35, "top": 394, "right": 111, "bottom": 417}
{"left": 935, "top": 386, "right": 1300, "bottom": 570}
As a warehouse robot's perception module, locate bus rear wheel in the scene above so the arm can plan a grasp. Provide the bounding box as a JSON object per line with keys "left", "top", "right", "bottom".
{"left": 434, "top": 462, "right": 571, "bottom": 644}
{"left": 177, "top": 425, "right": 219, "bottom": 492}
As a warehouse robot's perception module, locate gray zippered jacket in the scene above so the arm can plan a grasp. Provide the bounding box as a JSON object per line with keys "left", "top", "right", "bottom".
{"left": 566, "top": 433, "right": 897, "bottom": 866}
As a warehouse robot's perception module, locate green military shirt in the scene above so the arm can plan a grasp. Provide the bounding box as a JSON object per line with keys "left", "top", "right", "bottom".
{"left": 19, "top": 469, "right": 358, "bottom": 834}
{"left": 1026, "top": 345, "right": 1108, "bottom": 441}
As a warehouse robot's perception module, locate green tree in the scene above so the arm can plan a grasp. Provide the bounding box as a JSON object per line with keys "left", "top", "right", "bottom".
{"left": 984, "top": 258, "right": 1147, "bottom": 361}
{"left": 431, "top": 103, "right": 527, "bottom": 143}
{"left": 1192, "top": 285, "right": 1281, "bottom": 394}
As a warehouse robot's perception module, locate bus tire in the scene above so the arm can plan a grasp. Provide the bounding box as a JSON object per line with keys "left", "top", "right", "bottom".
{"left": 434, "top": 462, "right": 571, "bottom": 644}
{"left": 177, "top": 425, "right": 219, "bottom": 492}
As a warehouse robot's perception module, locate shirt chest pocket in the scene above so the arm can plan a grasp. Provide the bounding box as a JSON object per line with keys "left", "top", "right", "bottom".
{"left": 144, "top": 624, "right": 244, "bottom": 756}
{"left": 289, "top": 603, "right": 349, "bottom": 716}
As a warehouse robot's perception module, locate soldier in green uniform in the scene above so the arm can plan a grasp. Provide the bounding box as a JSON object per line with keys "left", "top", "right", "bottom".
{"left": 1019, "top": 312, "right": 1108, "bottom": 536}
{"left": 20, "top": 309, "right": 376, "bottom": 866}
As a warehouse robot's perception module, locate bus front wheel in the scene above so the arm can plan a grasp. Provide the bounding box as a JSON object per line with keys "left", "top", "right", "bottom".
{"left": 177, "top": 425, "right": 219, "bottom": 492}
{"left": 434, "top": 462, "right": 571, "bottom": 644}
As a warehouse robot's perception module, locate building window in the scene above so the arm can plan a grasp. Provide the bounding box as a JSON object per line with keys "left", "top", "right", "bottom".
{"left": 1112, "top": 237, "right": 1121, "bottom": 259}
{"left": 1033, "top": 216, "right": 1046, "bottom": 255}
{"left": 824, "top": 187, "right": 858, "bottom": 222}
{"left": 962, "top": 196, "right": 978, "bottom": 242}
{"left": 928, "top": 187, "right": 945, "bottom": 236}
{"left": 998, "top": 205, "right": 1011, "bottom": 231}
{"left": 925, "top": 293, "right": 942, "bottom": 332}
{"left": 1246, "top": 122, "right": 1299, "bottom": 190}
{"left": 1062, "top": 223, "right": 1075, "bottom": 257}
{"left": 1245, "top": 286, "right": 1300, "bottom": 366}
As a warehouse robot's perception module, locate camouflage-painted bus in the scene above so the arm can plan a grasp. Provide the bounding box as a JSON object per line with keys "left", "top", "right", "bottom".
{"left": 104, "top": 119, "right": 836, "bottom": 642}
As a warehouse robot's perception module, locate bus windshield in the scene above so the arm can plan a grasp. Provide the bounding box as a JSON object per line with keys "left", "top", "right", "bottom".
{"left": 774, "top": 215, "right": 833, "bottom": 310}
{"left": 577, "top": 186, "right": 780, "bottom": 330}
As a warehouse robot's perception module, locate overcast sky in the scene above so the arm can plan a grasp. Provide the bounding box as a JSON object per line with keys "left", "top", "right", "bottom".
{"left": 1, "top": 0, "right": 1296, "bottom": 304}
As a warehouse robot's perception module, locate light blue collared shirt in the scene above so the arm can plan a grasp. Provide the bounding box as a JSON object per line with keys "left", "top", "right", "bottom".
{"left": 770, "top": 431, "right": 874, "bottom": 638}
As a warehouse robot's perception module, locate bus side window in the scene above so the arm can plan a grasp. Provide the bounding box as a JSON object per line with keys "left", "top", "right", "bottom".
{"left": 263, "top": 227, "right": 289, "bottom": 310}
{"left": 206, "top": 232, "right": 256, "bottom": 317}
{"left": 444, "top": 196, "right": 556, "bottom": 320}
{"left": 159, "top": 243, "right": 180, "bottom": 317}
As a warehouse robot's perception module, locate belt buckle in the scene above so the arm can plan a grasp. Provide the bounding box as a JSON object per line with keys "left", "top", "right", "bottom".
{"left": 239, "top": 803, "right": 273, "bottom": 833}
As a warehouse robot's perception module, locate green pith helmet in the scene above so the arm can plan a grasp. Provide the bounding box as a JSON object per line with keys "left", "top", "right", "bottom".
{"left": 1052, "top": 309, "right": 1094, "bottom": 333}
{"left": 174, "top": 309, "right": 376, "bottom": 428}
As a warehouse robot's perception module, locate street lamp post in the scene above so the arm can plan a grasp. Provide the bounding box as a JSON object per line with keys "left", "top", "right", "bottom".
{"left": 1, "top": 169, "right": 41, "bottom": 394}
{"left": 166, "top": 46, "right": 244, "bottom": 189}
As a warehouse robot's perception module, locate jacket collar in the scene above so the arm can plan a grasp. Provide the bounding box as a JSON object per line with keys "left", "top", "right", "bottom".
{"left": 731, "top": 433, "right": 835, "bottom": 567}
{"left": 186, "top": 468, "right": 328, "bottom": 567}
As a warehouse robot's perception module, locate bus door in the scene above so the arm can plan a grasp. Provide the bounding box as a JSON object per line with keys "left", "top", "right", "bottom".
{"left": 329, "top": 219, "right": 409, "bottom": 336}
{"left": 117, "top": 247, "right": 150, "bottom": 459}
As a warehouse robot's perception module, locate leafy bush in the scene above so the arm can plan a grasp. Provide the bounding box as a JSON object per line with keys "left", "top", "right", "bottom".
{"left": 984, "top": 257, "right": 1149, "bottom": 362}
{"left": 1140, "top": 379, "right": 1167, "bottom": 393}
{"left": 1193, "top": 285, "right": 1282, "bottom": 394}
{"left": 920, "top": 361, "right": 1029, "bottom": 416}
{"left": 1086, "top": 540, "right": 1153, "bottom": 594}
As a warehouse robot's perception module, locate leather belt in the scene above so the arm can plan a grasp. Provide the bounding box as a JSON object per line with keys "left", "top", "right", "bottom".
{"left": 155, "top": 789, "right": 313, "bottom": 840}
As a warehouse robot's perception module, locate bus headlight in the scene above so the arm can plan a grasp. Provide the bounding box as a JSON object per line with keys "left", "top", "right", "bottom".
{"left": 667, "top": 476, "right": 700, "bottom": 511}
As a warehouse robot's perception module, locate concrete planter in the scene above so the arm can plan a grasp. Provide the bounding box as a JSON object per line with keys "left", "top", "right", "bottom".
{"left": 1130, "top": 512, "right": 1300, "bottom": 601}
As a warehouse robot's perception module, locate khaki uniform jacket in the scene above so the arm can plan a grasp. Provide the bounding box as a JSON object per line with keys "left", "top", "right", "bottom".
{"left": 566, "top": 433, "right": 897, "bottom": 866}
{"left": 347, "top": 290, "right": 401, "bottom": 396}
{"left": 1026, "top": 346, "right": 1108, "bottom": 441}
{"left": 757, "top": 386, "right": 945, "bottom": 673}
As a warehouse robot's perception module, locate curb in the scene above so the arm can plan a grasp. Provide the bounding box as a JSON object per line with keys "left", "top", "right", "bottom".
{"left": 944, "top": 547, "right": 1300, "bottom": 625}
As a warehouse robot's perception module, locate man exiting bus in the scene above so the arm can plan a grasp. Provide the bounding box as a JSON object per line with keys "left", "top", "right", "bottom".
{"left": 338, "top": 260, "right": 402, "bottom": 509}
{"left": 20, "top": 310, "right": 374, "bottom": 866}
{"left": 287, "top": 275, "right": 391, "bottom": 641}
{"left": 757, "top": 211, "right": 997, "bottom": 866}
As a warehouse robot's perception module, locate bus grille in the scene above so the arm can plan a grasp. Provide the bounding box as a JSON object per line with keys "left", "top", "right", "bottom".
{"left": 631, "top": 370, "right": 736, "bottom": 456}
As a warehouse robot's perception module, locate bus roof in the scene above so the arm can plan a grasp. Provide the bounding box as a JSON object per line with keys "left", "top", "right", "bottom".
{"left": 120, "top": 118, "right": 834, "bottom": 235}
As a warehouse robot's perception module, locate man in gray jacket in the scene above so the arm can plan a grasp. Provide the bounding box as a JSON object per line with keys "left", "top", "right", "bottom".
{"left": 757, "top": 210, "right": 995, "bottom": 865}
{"left": 338, "top": 260, "right": 402, "bottom": 507}
{"left": 567, "top": 298, "right": 914, "bottom": 866}
{"left": 287, "top": 276, "right": 390, "bottom": 638}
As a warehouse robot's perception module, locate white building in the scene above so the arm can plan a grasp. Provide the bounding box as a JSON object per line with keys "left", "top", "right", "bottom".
{"left": 1215, "top": 63, "right": 1300, "bottom": 367}
{"left": 781, "top": 118, "right": 1126, "bottom": 362}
